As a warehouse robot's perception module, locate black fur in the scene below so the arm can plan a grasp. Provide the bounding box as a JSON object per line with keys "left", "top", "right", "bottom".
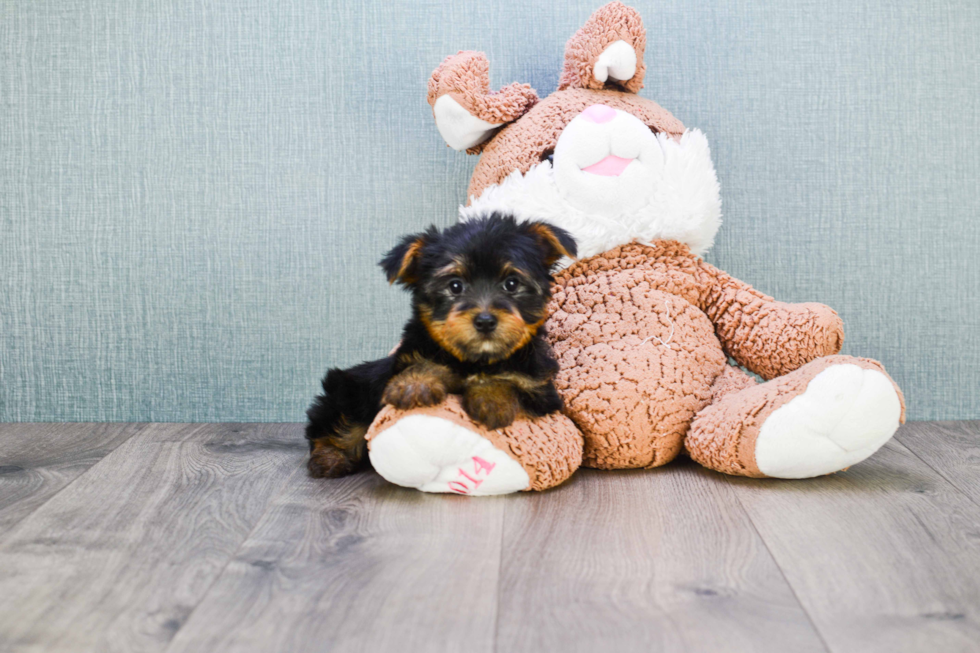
{"left": 306, "top": 213, "right": 576, "bottom": 478}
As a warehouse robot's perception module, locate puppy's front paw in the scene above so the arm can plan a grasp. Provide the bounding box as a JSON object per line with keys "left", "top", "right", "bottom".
{"left": 383, "top": 375, "right": 447, "bottom": 410}
{"left": 463, "top": 384, "right": 519, "bottom": 430}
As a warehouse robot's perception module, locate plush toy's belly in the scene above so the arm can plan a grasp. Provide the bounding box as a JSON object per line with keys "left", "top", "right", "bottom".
{"left": 546, "top": 267, "right": 727, "bottom": 469}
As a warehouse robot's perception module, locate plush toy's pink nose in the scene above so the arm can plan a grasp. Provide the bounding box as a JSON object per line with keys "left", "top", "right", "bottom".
{"left": 580, "top": 104, "right": 617, "bottom": 123}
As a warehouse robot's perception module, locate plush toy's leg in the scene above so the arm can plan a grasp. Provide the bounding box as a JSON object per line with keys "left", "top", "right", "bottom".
{"left": 365, "top": 396, "right": 583, "bottom": 495}
{"left": 686, "top": 356, "right": 905, "bottom": 479}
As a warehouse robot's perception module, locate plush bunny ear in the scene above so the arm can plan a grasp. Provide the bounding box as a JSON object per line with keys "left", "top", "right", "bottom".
{"left": 558, "top": 2, "right": 647, "bottom": 93}
{"left": 427, "top": 51, "right": 538, "bottom": 153}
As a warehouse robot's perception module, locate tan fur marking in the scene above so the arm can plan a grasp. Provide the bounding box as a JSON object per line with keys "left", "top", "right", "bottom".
{"left": 392, "top": 238, "right": 425, "bottom": 285}
{"left": 500, "top": 262, "right": 529, "bottom": 279}
{"left": 421, "top": 305, "right": 537, "bottom": 364}
{"left": 308, "top": 417, "right": 368, "bottom": 478}
{"left": 467, "top": 371, "right": 549, "bottom": 393}
{"left": 526, "top": 222, "right": 575, "bottom": 266}
{"left": 434, "top": 259, "right": 467, "bottom": 279}
{"left": 331, "top": 417, "right": 368, "bottom": 453}
{"left": 419, "top": 306, "right": 468, "bottom": 361}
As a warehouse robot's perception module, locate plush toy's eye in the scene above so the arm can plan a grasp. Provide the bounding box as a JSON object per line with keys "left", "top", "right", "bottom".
{"left": 448, "top": 279, "right": 465, "bottom": 295}
{"left": 503, "top": 277, "right": 520, "bottom": 293}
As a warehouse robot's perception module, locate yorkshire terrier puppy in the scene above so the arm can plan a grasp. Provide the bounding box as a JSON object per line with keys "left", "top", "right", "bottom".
{"left": 305, "top": 213, "right": 577, "bottom": 478}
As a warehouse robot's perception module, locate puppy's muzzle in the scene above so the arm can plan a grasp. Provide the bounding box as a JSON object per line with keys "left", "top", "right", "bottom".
{"left": 473, "top": 312, "right": 498, "bottom": 334}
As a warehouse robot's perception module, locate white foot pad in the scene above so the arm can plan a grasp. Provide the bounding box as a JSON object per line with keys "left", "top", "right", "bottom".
{"left": 369, "top": 415, "right": 529, "bottom": 495}
{"left": 755, "top": 364, "right": 902, "bottom": 479}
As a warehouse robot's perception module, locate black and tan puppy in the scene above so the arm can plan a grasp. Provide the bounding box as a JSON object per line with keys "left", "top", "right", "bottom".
{"left": 305, "top": 213, "right": 577, "bottom": 478}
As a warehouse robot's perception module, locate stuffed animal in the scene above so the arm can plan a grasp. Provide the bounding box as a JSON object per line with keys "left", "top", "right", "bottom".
{"left": 365, "top": 2, "right": 905, "bottom": 495}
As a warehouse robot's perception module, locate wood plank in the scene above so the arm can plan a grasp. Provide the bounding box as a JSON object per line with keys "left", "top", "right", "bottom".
{"left": 494, "top": 465, "right": 828, "bottom": 653}
{"left": 2, "top": 420, "right": 977, "bottom": 653}
{"left": 725, "top": 436, "right": 980, "bottom": 653}
{"left": 164, "top": 470, "right": 504, "bottom": 653}
{"left": 895, "top": 421, "right": 980, "bottom": 506}
{"left": 0, "top": 423, "right": 143, "bottom": 538}
{"left": 0, "top": 423, "right": 305, "bottom": 653}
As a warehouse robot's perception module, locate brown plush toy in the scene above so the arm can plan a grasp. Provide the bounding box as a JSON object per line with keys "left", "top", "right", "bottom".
{"left": 365, "top": 2, "right": 905, "bottom": 495}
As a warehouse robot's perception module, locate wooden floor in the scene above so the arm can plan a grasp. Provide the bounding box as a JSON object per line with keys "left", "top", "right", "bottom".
{"left": 0, "top": 422, "right": 978, "bottom": 652}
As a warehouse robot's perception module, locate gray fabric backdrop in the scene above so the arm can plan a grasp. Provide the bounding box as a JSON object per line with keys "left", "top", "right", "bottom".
{"left": 1, "top": 0, "right": 978, "bottom": 422}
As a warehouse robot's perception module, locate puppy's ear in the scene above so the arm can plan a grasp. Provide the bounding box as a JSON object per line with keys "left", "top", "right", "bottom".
{"left": 380, "top": 232, "right": 428, "bottom": 286}
{"left": 524, "top": 221, "right": 578, "bottom": 268}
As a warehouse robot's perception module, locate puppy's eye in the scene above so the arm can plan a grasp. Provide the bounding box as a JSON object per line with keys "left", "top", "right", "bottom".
{"left": 503, "top": 277, "right": 520, "bottom": 293}
{"left": 448, "top": 279, "right": 464, "bottom": 295}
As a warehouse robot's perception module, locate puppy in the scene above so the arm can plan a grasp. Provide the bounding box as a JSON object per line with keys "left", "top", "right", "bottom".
{"left": 305, "top": 213, "right": 577, "bottom": 478}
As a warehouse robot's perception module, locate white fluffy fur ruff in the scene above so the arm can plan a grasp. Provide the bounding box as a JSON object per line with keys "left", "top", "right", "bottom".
{"left": 461, "top": 129, "right": 722, "bottom": 260}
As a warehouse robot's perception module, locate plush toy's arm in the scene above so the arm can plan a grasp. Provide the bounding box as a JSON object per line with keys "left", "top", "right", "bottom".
{"left": 697, "top": 261, "right": 844, "bottom": 380}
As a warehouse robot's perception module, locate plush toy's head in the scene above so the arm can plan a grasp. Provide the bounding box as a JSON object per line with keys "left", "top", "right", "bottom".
{"left": 427, "top": 2, "right": 722, "bottom": 260}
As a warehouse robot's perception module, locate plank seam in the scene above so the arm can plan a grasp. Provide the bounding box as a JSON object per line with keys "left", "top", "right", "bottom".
{"left": 492, "top": 497, "right": 506, "bottom": 653}
{"left": 893, "top": 430, "right": 980, "bottom": 512}
{"left": 0, "top": 422, "right": 149, "bottom": 547}
{"left": 722, "top": 476, "right": 835, "bottom": 653}
{"left": 159, "top": 434, "right": 306, "bottom": 653}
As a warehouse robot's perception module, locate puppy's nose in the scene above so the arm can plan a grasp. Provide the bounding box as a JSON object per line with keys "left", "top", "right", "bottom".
{"left": 580, "top": 104, "right": 616, "bottom": 124}
{"left": 473, "top": 312, "right": 498, "bottom": 334}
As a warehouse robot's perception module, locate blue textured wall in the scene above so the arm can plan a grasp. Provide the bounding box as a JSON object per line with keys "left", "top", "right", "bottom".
{"left": 1, "top": 0, "right": 978, "bottom": 421}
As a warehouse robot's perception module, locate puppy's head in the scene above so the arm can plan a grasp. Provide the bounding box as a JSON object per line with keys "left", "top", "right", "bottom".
{"left": 381, "top": 213, "right": 577, "bottom": 363}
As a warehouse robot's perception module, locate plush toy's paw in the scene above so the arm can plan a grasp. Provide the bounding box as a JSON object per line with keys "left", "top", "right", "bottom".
{"left": 366, "top": 396, "right": 585, "bottom": 495}
{"left": 382, "top": 376, "right": 446, "bottom": 410}
{"left": 369, "top": 414, "right": 530, "bottom": 496}
{"left": 754, "top": 363, "right": 903, "bottom": 478}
